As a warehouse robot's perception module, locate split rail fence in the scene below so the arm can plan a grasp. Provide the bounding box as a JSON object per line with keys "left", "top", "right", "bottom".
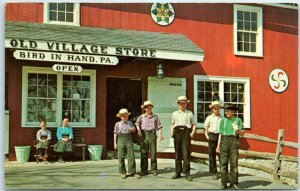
{"left": 191, "top": 129, "right": 298, "bottom": 181}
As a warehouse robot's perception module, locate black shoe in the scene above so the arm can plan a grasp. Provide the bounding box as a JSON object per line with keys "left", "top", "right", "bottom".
{"left": 230, "top": 184, "right": 240, "bottom": 189}
{"left": 140, "top": 172, "right": 148, "bottom": 176}
{"left": 185, "top": 175, "right": 193, "bottom": 181}
{"left": 171, "top": 174, "right": 181, "bottom": 179}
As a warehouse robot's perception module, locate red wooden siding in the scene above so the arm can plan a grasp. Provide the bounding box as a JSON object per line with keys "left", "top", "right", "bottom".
{"left": 5, "top": 3, "right": 43, "bottom": 22}
{"left": 5, "top": 3, "right": 298, "bottom": 158}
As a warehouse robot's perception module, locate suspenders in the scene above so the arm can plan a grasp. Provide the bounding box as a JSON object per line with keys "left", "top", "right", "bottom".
{"left": 141, "top": 114, "right": 155, "bottom": 130}
{"left": 118, "top": 121, "right": 130, "bottom": 133}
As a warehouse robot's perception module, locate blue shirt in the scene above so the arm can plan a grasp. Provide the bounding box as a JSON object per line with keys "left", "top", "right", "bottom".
{"left": 114, "top": 121, "right": 134, "bottom": 134}
{"left": 56, "top": 126, "right": 73, "bottom": 140}
{"left": 135, "top": 114, "right": 162, "bottom": 131}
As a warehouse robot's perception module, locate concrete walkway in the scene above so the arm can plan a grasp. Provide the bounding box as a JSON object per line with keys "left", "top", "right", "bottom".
{"left": 5, "top": 159, "right": 296, "bottom": 190}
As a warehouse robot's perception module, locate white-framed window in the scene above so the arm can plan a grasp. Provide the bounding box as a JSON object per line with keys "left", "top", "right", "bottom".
{"left": 22, "top": 67, "right": 96, "bottom": 127}
{"left": 234, "top": 4, "right": 263, "bottom": 57}
{"left": 44, "top": 3, "right": 80, "bottom": 26}
{"left": 194, "top": 75, "right": 251, "bottom": 128}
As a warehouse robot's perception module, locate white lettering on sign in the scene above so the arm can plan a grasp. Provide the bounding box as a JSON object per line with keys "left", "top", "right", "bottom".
{"left": 7, "top": 39, "right": 157, "bottom": 58}
{"left": 13, "top": 50, "right": 119, "bottom": 65}
{"left": 5, "top": 38, "right": 204, "bottom": 61}
{"left": 53, "top": 64, "right": 82, "bottom": 73}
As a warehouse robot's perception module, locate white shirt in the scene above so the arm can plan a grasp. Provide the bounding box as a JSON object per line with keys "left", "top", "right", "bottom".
{"left": 203, "top": 113, "right": 222, "bottom": 133}
{"left": 172, "top": 109, "right": 195, "bottom": 128}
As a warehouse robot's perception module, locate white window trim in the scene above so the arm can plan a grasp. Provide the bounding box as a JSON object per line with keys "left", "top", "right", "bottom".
{"left": 234, "top": 4, "right": 263, "bottom": 57}
{"left": 193, "top": 75, "right": 251, "bottom": 129}
{"left": 44, "top": 3, "right": 80, "bottom": 26}
{"left": 22, "top": 66, "right": 96, "bottom": 128}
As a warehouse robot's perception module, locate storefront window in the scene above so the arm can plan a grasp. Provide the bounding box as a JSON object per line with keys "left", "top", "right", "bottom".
{"left": 234, "top": 4, "right": 263, "bottom": 57}
{"left": 27, "top": 73, "right": 57, "bottom": 123}
{"left": 44, "top": 3, "right": 80, "bottom": 26}
{"left": 194, "top": 75, "right": 251, "bottom": 128}
{"left": 62, "top": 75, "right": 91, "bottom": 123}
{"left": 22, "top": 67, "right": 96, "bottom": 127}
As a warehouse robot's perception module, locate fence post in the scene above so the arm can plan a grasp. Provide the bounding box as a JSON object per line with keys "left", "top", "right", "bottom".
{"left": 273, "top": 129, "right": 284, "bottom": 180}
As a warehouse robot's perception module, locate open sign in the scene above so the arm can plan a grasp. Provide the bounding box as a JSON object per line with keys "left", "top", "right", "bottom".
{"left": 52, "top": 64, "right": 82, "bottom": 73}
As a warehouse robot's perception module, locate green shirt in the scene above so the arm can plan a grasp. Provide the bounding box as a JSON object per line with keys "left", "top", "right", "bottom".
{"left": 219, "top": 117, "right": 244, "bottom": 136}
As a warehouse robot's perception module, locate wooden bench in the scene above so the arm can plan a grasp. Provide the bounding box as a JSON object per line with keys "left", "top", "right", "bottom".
{"left": 33, "top": 128, "right": 86, "bottom": 163}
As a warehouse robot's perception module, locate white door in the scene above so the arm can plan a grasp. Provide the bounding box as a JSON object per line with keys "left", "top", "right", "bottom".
{"left": 147, "top": 77, "right": 186, "bottom": 152}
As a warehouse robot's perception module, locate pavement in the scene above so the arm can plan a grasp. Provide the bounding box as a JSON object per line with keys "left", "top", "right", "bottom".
{"left": 4, "top": 159, "right": 297, "bottom": 190}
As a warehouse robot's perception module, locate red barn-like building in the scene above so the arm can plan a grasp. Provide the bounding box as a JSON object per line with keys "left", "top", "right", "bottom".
{"left": 4, "top": 3, "right": 298, "bottom": 160}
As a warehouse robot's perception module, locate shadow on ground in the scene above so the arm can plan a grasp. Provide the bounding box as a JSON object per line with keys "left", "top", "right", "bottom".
{"left": 239, "top": 180, "right": 273, "bottom": 189}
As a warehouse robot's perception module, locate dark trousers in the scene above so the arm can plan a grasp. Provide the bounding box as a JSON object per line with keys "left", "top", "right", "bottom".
{"left": 220, "top": 135, "right": 239, "bottom": 186}
{"left": 117, "top": 133, "right": 136, "bottom": 174}
{"left": 208, "top": 132, "right": 219, "bottom": 174}
{"left": 141, "top": 130, "right": 157, "bottom": 173}
{"left": 173, "top": 126, "right": 191, "bottom": 175}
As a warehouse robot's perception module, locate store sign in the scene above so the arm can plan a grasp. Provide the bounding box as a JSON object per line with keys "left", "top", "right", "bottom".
{"left": 8, "top": 39, "right": 156, "bottom": 58}
{"left": 5, "top": 38, "right": 204, "bottom": 62}
{"left": 269, "top": 68, "right": 289, "bottom": 93}
{"left": 13, "top": 50, "right": 119, "bottom": 65}
{"left": 53, "top": 64, "right": 82, "bottom": 73}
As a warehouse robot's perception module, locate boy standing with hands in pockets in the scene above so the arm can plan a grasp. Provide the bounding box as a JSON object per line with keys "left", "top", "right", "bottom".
{"left": 204, "top": 101, "right": 222, "bottom": 180}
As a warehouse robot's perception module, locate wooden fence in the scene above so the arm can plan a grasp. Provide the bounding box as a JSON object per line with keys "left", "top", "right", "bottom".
{"left": 191, "top": 129, "right": 298, "bottom": 180}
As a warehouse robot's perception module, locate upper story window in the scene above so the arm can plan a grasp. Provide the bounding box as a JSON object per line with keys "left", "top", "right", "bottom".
{"left": 234, "top": 4, "right": 263, "bottom": 57}
{"left": 44, "top": 3, "right": 80, "bottom": 26}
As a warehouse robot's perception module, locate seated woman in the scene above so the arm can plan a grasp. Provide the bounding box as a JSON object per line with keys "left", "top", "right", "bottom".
{"left": 36, "top": 121, "right": 51, "bottom": 163}
{"left": 54, "top": 118, "right": 74, "bottom": 163}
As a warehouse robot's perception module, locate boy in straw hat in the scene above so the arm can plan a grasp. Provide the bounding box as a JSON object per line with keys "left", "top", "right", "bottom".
{"left": 136, "top": 100, "right": 163, "bottom": 176}
{"left": 171, "top": 96, "right": 196, "bottom": 181}
{"left": 216, "top": 104, "right": 244, "bottom": 189}
{"left": 204, "top": 101, "right": 222, "bottom": 180}
{"left": 114, "top": 108, "right": 141, "bottom": 179}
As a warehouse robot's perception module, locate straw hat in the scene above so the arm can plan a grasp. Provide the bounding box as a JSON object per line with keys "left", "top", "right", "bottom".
{"left": 141, "top": 100, "right": 154, "bottom": 109}
{"left": 222, "top": 104, "right": 238, "bottom": 111}
{"left": 116, "top": 108, "right": 131, "bottom": 118}
{"left": 209, "top": 101, "right": 221, "bottom": 109}
{"left": 176, "top": 96, "right": 190, "bottom": 103}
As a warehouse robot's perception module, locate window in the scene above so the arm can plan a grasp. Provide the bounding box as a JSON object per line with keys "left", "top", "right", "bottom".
{"left": 44, "top": 3, "right": 80, "bottom": 26}
{"left": 234, "top": 4, "right": 263, "bottom": 57}
{"left": 22, "top": 67, "right": 96, "bottom": 127}
{"left": 194, "top": 75, "right": 250, "bottom": 128}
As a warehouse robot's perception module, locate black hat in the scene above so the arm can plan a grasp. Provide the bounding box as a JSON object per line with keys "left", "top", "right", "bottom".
{"left": 222, "top": 104, "right": 238, "bottom": 111}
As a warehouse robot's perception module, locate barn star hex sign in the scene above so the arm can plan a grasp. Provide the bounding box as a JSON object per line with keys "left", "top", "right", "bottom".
{"left": 151, "top": 3, "right": 175, "bottom": 26}
{"left": 269, "top": 68, "right": 289, "bottom": 93}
